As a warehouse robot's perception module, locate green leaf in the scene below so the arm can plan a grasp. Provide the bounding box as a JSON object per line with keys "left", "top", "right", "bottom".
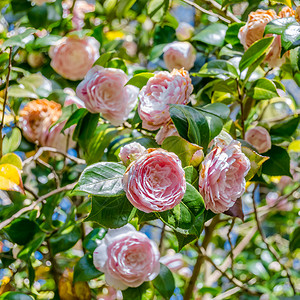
{"left": 63, "top": 108, "right": 88, "bottom": 131}
{"left": 86, "top": 194, "right": 135, "bottom": 228}
{"left": 174, "top": 231, "right": 197, "bottom": 251}
{"left": 149, "top": 44, "right": 167, "bottom": 60}
{"left": 136, "top": 210, "right": 157, "bottom": 224}
{"left": 270, "top": 116, "right": 300, "bottom": 137}
{"left": 122, "top": 283, "right": 150, "bottom": 300}
{"left": 50, "top": 104, "right": 77, "bottom": 129}
{"left": 193, "top": 60, "right": 238, "bottom": 79}
{"left": 239, "top": 37, "right": 274, "bottom": 72}
{"left": 74, "top": 162, "right": 126, "bottom": 196}
{"left": 247, "top": 78, "right": 279, "bottom": 100}
{"left": 265, "top": 17, "right": 300, "bottom": 53}
{"left": 157, "top": 183, "right": 205, "bottom": 236}
{"left": 147, "top": 0, "right": 169, "bottom": 23}
{"left": 153, "top": 264, "right": 175, "bottom": 299}
{"left": 3, "top": 128, "right": 22, "bottom": 155}
{"left": 18, "top": 232, "right": 47, "bottom": 261}
{"left": 2, "top": 29, "right": 36, "bottom": 49}
{"left": 73, "top": 253, "right": 103, "bottom": 283}
{"left": 192, "top": 23, "right": 227, "bottom": 47}
{"left": 243, "top": 52, "right": 266, "bottom": 84}
{"left": 262, "top": 146, "right": 292, "bottom": 177}
{"left": 107, "top": 58, "right": 128, "bottom": 73}
{"left": 83, "top": 228, "right": 107, "bottom": 252}
{"left": 169, "top": 105, "right": 210, "bottom": 151}
{"left": 162, "top": 136, "right": 202, "bottom": 167}
{"left": 184, "top": 166, "right": 199, "bottom": 190}
{"left": 271, "top": 0, "right": 292, "bottom": 6}
{"left": 225, "top": 22, "right": 245, "bottom": 47}
{"left": 289, "top": 227, "right": 300, "bottom": 252}
{"left": 28, "top": 4, "right": 48, "bottom": 28}
{"left": 34, "top": 35, "right": 62, "bottom": 48}
{"left": 8, "top": 85, "right": 38, "bottom": 99}
{"left": 49, "top": 224, "right": 81, "bottom": 256}
{"left": 0, "top": 292, "right": 33, "bottom": 300}
{"left": 126, "top": 73, "right": 154, "bottom": 89}
{"left": 94, "top": 51, "right": 116, "bottom": 67}
{"left": 241, "top": 146, "right": 269, "bottom": 181}
{"left": 4, "top": 218, "right": 38, "bottom": 245}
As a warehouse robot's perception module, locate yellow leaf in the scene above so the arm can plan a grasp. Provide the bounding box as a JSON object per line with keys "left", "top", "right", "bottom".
{"left": 288, "top": 140, "right": 300, "bottom": 153}
{"left": 105, "top": 31, "right": 125, "bottom": 41}
{"left": 0, "top": 153, "right": 23, "bottom": 170}
{"left": 270, "top": 0, "right": 292, "bottom": 7}
{"left": 0, "top": 163, "right": 24, "bottom": 194}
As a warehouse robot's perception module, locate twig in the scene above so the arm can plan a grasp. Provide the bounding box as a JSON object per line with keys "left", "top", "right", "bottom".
{"left": 159, "top": 224, "right": 165, "bottom": 253}
{"left": 180, "top": 0, "right": 232, "bottom": 23}
{"left": 200, "top": 248, "right": 259, "bottom": 296}
{"left": 0, "top": 47, "right": 12, "bottom": 158}
{"left": 227, "top": 218, "right": 235, "bottom": 277}
{"left": 183, "top": 215, "right": 220, "bottom": 300}
{"left": 37, "top": 158, "right": 60, "bottom": 188}
{"left": 0, "top": 182, "right": 76, "bottom": 230}
{"left": 23, "top": 146, "right": 85, "bottom": 166}
{"left": 252, "top": 185, "right": 296, "bottom": 294}
{"left": 24, "top": 185, "right": 39, "bottom": 199}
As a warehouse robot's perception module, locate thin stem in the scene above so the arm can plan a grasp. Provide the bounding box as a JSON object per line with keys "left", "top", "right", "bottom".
{"left": 70, "top": 0, "right": 77, "bottom": 14}
{"left": 159, "top": 224, "right": 165, "bottom": 253}
{"left": 227, "top": 218, "right": 235, "bottom": 277}
{"left": 181, "top": 0, "right": 232, "bottom": 23}
{"left": 0, "top": 47, "right": 12, "bottom": 158}
{"left": 183, "top": 215, "right": 220, "bottom": 300}
{"left": 37, "top": 158, "right": 60, "bottom": 188}
{"left": 252, "top": 185, "right": 296, "bottom": 294}
{"left": 0, "top": 182, "right": 76, "bottom": 230}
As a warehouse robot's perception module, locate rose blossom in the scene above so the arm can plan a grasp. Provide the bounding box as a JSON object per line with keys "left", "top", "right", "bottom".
{"left": 123, "top": 149, "right": 186, "bottom": 213}
{"left": 155, "top": 122, "right": 179, "bottom": 145}
{"left": 119, "top": 142, "right": 146, "bottom": 166}
{"left": 238, "top": 9, "right": 288, "bottom": 68}
{"left": 176, "top": 22, "right": 194, "bottom": 41}
{"left": 19, "top": 99, "right": 74, "bottom": 150}
{"left": 32, "top": 0, "right": 54, "bottom": 5}
{"left": 278, "top": 6, "right": 295, "bottom": 18}
{"left": 245, "top": 126, "right": 271, "bottom": 153}
{"left": 93, "top": 224, "right": 160, "bottom": 290}
{"left": 163, "top": 41, "right": 196, "bottom": 71}
{"left": 199, "top": 135, "right": 251, "bottom": 214}
{"left": 76, "top": 66, "right": 138, "bottom": 125}
{"left": 138, "top": 68, "right": 193, "bottom": 131}
{"left": 49, "top": 36, "right": 99, "bottom": 81}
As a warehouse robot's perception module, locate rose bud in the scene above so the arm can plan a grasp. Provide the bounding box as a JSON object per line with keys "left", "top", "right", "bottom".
{"left": 155, "top": 122, "right": 179, "bottom": 145}
{"left": 190, "top": 149, "right": 204, "bottom": 167}
{"left": 176, "top": 22, "right": 194, "bottom": 41}
{"left": 76, "top": 66, "right": 138, "bottom": 126}
{"left": 93, "top": 224, "right": 160, "bottom": 290}
{"left": 163, "top": 41, "right": 196, "bottom": 71}
{"left": 245, "top": 126, "right": 272, "bottom": 154}
{"left": 119, "top": 142, "right": 146, "bottom": 166}
{"left": 139, "top": 68, "right": 193, "bottom": 131}
{"left": 238, "top": 9, "right": 287, "bottom": 68}
{"left": 49, "top": 35, "right": 99, "bottom": 81}
{"left": 27, "top": 52, "right": 45, "bottom": 68}
{"left": 199, "top": 136, "right": 250, "bottom": 214}
{"left": 123, "top": 149, "right": 186, "bottom": 213}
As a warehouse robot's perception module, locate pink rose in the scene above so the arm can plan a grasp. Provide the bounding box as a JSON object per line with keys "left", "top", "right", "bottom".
{"left": 278, "top": 6, "right": 295, "bottom": 18}
{"left": 93, "top": 224, "right": 160, "bottom": 290}
{"left": 155, "top": 122, "right": 179, "bottom": 145}
{"left": 49, "top": 36, "right": 99, "bottom": 81}
{"left": 238, "top": 9, "right": 287, "bottom": 68}
{"left": 176, "top": 22, "right": 194, "bottom": 41}
{"left": 160, "top": 251, "right": 184, "bottom": 272}
{"left": 199, "top": 137, "right": 250, "bottom": 214}
{"left": 76, "top": 66, "right": 138, "bottom": 125}
{"left": 163, "top": 42, "right": 196, "bottom": 71}
{"left": 138, "top": 69, "right": 193, "bottom": 131}
{"left": 123, "top": 149, "right": 186, "bottom": 213}
{"left": 64, "top": 88, "right": 86, "bottom": 108}
{"left": 32, "top": 0, "right": 53, "bottom": 5}
{"left": 119, "top": 142, "right": 146, "bottom": 166}
{"left": 245, "top": 126, "right": 271, "bottom": 153}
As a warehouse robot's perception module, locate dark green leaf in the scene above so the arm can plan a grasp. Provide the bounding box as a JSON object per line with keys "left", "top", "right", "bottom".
{"left": 86, "top": 195, "right": 135, "bottom": 228}
{"left": 63, "top": 108, "right": 88, "bottom": 131}
{"left": 94, "top": 51, "right": 116, "bottom": 67}
{"left": 122, "top": 282, "right": 150, "bottom": 300}
{"left": 174, "top": 232, "right": 197, "bottom": 251}
{"left": 28, "top": 4, "right": 48, "bottom": 28}
{"left": 262, "top": 146, "right": 292, "bottom": 177}
{"left": 50, "top": 104, "right": 77, "bottom": 129}
{"left": 0, "top": 292, "right": 33, "bottom": 300}
{"left": 239, "top": 37, "right": 274, "bottom": 72}
{"left": 289, "top": 227, "right": 300, "bottom": 252}
{"left": 4, "top": 218, "right": 38, "bottom": 245}
{"left": 147, "top": 0, "right": 169, "bottom": 23}
{"left": 184, "top": 166, "right": 199, "bottom": 190}
{"left": 225, "top": 22, "right": 245, "bottom": 46}
{"left": 192, "top": 23, "right": 227, "bottom": 47}
{"left": 270, "top": 116, "right": 300, "bottom": 137}
{"left": 73, "top": 253, "right": 103, "bottom": 283}
{"left": 169, "top": 105, "right": 210, "bottom": 151}
{"left": 153, "top": 264, "right": 175, "bottom": 299}
{"left": 158, "top": 183, "right": 205, "bottom": 236}
{"left": 74, "top": 162, "right": 126, "bottom": 196}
